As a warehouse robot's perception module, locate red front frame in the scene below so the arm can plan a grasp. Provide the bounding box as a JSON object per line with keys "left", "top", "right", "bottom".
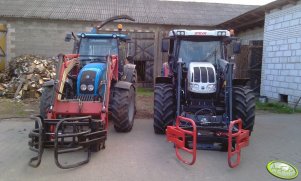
{"left": 166, "top": 116, "right": 197, "bottom": 165}
{"left": 227, "top": 119, "right": 250, "bottom": 168}
{"left": 47, "top": 54, "right": 119, "bottom": 130}
{"left": 166, "top": 116, "right": 250, "bottom": 168}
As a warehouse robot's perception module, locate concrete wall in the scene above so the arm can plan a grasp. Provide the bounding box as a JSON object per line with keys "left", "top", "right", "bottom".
{"left": 238, "top": 27, "right": 264, "bottom": 45}
{"left": 0, "top": 18, "right": 94, "bottom": 64}
{"left": 0, "top": 17, "right": 208, "bottom": 82}
{"left": 261, "top": 1, "right": 301, "bottom": 105}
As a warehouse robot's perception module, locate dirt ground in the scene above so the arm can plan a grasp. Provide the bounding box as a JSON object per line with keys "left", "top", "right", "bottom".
{"left": 0, "top": 98, "right": 39, "bottom": 119}
{"left": 135, "top": 94, "right": 153, "bottom": 119}
{"left": 0, "top": 91, "right": 153, "bottom": 120}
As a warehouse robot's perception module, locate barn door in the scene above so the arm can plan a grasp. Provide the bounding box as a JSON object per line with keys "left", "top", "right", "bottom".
{"left": 128, "top": 32, "right": 154, "bottom": 86}
{"left": 234, "top": 40, "right": 263, "bottom": 96}
{"left": 0, "top": 24, "right": 7, "bottom": 71}
{"left": 248, "top": 40, "right": 263, "bottom": 96}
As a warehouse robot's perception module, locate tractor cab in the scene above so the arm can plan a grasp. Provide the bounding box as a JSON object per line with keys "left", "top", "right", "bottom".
{"left": 63, "top": 27, "right": 135, "bottom": 99}
{"left": 76, "top": 33, "right": 130, "bottom": 67}
{"left": 163, "top": 29, "right": 239, "bottom": 73}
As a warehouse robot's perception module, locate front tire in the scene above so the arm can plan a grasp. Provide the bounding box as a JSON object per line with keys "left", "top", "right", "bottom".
{"left": 39, "top": 86, "right": 54, "bottom": 119}
{"left": 153, "top": 83, "right": 175, "bottom": 134}
{"left": 233, "top": 86, "right": 256, "bottom": 132}
{"left": 110, "top": 86, "right": 136, "bottom": 132}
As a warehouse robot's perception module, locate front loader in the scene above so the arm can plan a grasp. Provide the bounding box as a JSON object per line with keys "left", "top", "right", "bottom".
{"left": 28, "top": 15, "right": 137, "bottom": 169}
{"left": 154, "top": 29, "right": 255, "bottom": 168}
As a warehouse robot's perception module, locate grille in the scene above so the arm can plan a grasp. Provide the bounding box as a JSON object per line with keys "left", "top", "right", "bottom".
{"left": 193, "top": 67, "right": 215, "bottom": 83}
{"left": 75, "top": 95, "right": 95, "bottom": 101}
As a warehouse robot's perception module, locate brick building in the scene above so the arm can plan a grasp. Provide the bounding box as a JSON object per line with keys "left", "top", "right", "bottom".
{"left": 262, "top": 0, "right": 301, "bottom": 105}
{"left": 219, "top": 0, "right": 301, "bottom": 106}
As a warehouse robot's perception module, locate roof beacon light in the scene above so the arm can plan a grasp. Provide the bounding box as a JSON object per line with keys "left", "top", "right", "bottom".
{"left": 118, "top": 24, "right": 123, "bottom": 31}
{"left": 229, "top": 29, "right": 235, "bottom": 36}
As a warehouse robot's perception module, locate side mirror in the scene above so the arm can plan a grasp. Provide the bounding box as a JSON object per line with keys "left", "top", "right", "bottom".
{"left": 65, "top": 33, "right": 72, "bottom": 42}
{"left": 161, "top": 38, "right": 169, "bottom": 53}
{"left": 233, "top": 41, "right": 241, "bottom": 54}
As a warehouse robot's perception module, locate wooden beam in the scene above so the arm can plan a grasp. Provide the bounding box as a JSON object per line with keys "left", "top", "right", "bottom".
{"left": 287, "top": 0, "right": 297, "bottom": 5}
{"left": 234, "top": 18, "right": 264, "bottom": 29}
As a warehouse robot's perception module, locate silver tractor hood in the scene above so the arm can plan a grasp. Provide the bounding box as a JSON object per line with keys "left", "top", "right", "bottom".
{"left": 188, "top": 62, "right": 217, "bottom": 94}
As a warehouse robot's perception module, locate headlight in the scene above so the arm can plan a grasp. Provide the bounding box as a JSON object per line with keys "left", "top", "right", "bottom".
{"left": 80, "top": 84, "right": 87, "bottom": 91}
{"left": 190, "top": 83, "right": 199, "bottom": 90}
{"left": 207, "top": 84, "right": 216, "bottom": 91}
{"left": 88, "top": 84, "right": 94, "bottom": 91}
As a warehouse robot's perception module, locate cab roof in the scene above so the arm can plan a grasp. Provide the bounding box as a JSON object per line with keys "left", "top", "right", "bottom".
{"left": 168, "top": 30, "right": 231, "bottom": 37}
{"left": 77, "top": 33, "right": 128, "bottom": 41}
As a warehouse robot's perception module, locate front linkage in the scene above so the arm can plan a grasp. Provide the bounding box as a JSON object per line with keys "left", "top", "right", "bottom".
{"left": 166, "top": 116, "right": 250, "bottom": 168}
{"left": 28, "top": 116, "right": 107, "bottom": 169}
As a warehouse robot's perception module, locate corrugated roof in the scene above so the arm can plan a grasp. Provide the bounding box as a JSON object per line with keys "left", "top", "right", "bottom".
{"left": 0, "top": 0, "right": 257, "bottom": 26}
{"left": 217, "top": 0, "right": 299, "bottom": 32}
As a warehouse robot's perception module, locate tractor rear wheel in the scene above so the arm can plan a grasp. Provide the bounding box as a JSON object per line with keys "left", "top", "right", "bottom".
{"left": 233, "top": 86, "right": 256, "bottom": 132}
{"left": 111, "top": 86, "right": 136, "bottom": 132}
{"left": 40, "top": 86, "right": 54, "bottom": 119}
{"left": 153, "top": 83, "right": 175, "bottom": 134}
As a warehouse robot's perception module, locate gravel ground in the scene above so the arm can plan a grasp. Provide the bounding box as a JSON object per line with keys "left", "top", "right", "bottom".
{"left": 0, "top": 112, "right": 300, "bottom": 181}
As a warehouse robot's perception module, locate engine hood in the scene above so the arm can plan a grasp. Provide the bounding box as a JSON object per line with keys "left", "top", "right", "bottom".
{"left": 188, "top": 62, "right": 217, "bottom": 94}
{"left": 77, "top": 63, "right": 107, "bottom": 96}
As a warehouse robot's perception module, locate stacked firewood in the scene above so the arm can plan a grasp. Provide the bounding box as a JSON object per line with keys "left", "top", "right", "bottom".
{"left": 0, "top": 55, "right": 57, "bottom": 99}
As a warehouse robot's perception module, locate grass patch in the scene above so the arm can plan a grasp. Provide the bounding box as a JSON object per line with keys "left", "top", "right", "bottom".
{"left": 0, "top": 98, "right": 28, "bottom": 118}
{"left": 137, "top": 87, "right": 153, "bottom": 97}
{"left": 256, "top": 101, "right": 301, "bottom": 114}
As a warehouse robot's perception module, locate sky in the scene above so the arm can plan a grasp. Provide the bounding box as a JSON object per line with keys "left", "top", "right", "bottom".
{"left": 164, "top": 0, "right": 276, "bottom": 5}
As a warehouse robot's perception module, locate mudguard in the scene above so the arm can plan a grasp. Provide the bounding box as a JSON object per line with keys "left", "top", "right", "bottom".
{"left": 42, "top": 80, "right": 55, "bottom": 87}
{"left": 155, "top": 77, "right": 173, "bottom": 84}
{"left": 114, "top": 81, "right": 133, "bottom": 90}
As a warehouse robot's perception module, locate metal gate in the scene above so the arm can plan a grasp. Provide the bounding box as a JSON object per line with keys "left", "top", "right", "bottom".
{"left": 0, "top": 24, "right": 7, "bottom": 71}
{"left": 128, "top": 32, "right": 154, "bottom": 86}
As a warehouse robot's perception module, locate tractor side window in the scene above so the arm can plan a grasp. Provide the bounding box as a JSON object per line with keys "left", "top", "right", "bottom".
{"left": 169, "top": 40, "right": 174, "bottom": 55}
{"left": 119, "top": 41, "right": 127, "bottom": 65}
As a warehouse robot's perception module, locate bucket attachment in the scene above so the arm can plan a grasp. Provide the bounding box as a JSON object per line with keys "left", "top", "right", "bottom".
{"left": 28, "top": 116, "right": 107, "bottom": 169}
{"left": 227, "top": 119, "right": 250, "bottom": 168}
{"left": 166, "top": 116, "right": 197, "bottom": 165}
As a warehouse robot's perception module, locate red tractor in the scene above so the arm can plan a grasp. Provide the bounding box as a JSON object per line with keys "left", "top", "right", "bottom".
{"left": 154, "top": 29, "right": 255, "bottom": 168}
{"left": 28, "top": 15, "right": 137, "bottom": 169}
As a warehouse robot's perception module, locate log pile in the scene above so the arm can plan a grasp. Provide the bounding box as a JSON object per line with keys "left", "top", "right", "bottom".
{"left": 0, "top": 55, "right": 57, "bottom": 99}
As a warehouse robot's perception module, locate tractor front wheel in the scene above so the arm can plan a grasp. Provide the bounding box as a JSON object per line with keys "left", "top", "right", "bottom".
{"left": 111, "top": 86, "right": 136, "bottom": 132}
{"left": 153, "top": 83, "right": 175, "bottom": 134}
{"left": 233, "top": 86, "right": 256, "bottom": 132}
{"left": 39, "top": 86, "right": 54, "bottom": 119}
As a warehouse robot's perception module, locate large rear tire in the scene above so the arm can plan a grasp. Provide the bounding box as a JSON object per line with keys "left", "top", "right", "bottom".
{"left": 110, "top": 86, "right": 136, "bottom": 132}
{"left": 233, "top": 86, "right": 256, "bottom": 132}
{"left": 153, "top": 83, "right": 175, "bottom": 134}
{"left": 39, "top": 86, "right": 54, "bottom": 119}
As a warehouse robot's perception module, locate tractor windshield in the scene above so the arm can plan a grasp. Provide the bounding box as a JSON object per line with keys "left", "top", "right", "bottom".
{"left": 79, "top": 38, "right": 118, "bottom": 62}
{"left": 178, "top": 40, "right": 221, "bottom": 65}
